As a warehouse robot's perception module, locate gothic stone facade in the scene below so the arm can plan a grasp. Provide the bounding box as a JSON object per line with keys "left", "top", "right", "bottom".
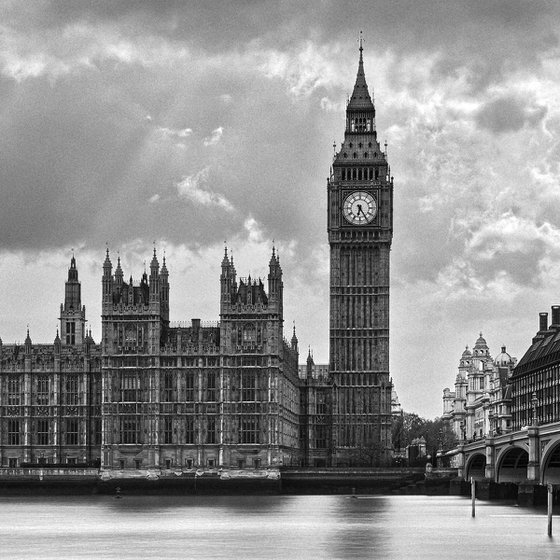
{"left": 0, "top": 257, "right": 102, "bottom": 468}
{"left": 0, "top": 249, "right": 304, "bottom": 471}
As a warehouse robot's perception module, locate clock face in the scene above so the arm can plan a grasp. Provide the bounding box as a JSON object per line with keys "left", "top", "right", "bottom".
{"left": 343, "top": 191, "right": 377, "bottom": 225}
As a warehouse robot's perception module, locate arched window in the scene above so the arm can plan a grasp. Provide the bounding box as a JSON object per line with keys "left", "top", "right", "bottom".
{"left": 243, "top": 323, "right": 256, "bottom": 343}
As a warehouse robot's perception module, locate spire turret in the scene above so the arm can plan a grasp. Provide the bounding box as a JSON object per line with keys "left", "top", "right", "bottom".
{"left": 54, "top": 328, "right": 61, "bottom": 354}
{"left": 160, "top": 252, "right": 170, "bottom": 322}
{"left": 149, "top": 247, "right": 160, "bottom": 300}
{"left": 61, "top": 254, "right": 86, "bottom": 345}
{"left": 268, "top": 245, "right": 283, "bottom": 309}
{"left": 345, "top": 36, "right": 376, "bottom": 134}
{"left": 115, "top": 256, "right": 123, "bottom": 285}
{"left": 103, "top": 247, "right": 112, "bottom": 276}
{"left": 24, "top": 328, "right": 32, "bottom": 354}
{"left": 347, "top": 36, "right": 375, "bottom": 113}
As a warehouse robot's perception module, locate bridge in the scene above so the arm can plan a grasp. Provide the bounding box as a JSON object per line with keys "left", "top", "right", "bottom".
{"left": 441, "top": 420, "right": 560, "bottom": 492}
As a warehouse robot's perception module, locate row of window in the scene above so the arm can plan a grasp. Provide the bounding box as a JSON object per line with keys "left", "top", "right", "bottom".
{"left": 7, "top": 376, "right": 80, "bottom": 406}
{"left": 5, "top": 419, "right": 98, "bottom": 446}
{"left": 121, "top": 371, "right": 263, "bottom": 402}
{"left": 347, "top": 118, "right": 374, "bottom": 133}
{"left": 340, "top": 167, "right": 380, "bottom": 181}
{"left": 107, "top": 356, "right": 220, "bottom": 368}
{"left": 120, "top": 417, "right": 261, "bottom": 445}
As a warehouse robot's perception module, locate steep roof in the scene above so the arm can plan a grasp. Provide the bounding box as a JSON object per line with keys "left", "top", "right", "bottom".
{"left": 347, "top": 42, "right": 375, "bottom": 112}
{"left": 512, "top": 329, "right": 560, "bottom": 377}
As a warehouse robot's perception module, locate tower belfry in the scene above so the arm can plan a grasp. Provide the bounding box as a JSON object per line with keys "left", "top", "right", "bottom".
{"left": 327, "top": 41, "right": 394, "bottom": 465}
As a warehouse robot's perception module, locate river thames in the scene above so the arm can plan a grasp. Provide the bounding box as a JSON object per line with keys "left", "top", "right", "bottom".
{"left": 0, "top": 494, "right": 557, "bottom": 559}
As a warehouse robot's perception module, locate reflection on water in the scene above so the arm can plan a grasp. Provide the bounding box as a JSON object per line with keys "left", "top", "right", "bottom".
{"left": 0, "top": 494, "right": 558, "bottom": 559}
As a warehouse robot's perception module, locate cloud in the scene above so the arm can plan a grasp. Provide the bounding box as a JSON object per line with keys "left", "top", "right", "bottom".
{"left": 476, "top": 94, "right": 547, "bottom": 133}
{"left": 176, "top": 168, "right": 234, "bottom": 211}
{"left": 203, "top": 126, "right": 224, "bottom": 146}
{"left": 157, "top": 126, "right": 193, "bottom": 139}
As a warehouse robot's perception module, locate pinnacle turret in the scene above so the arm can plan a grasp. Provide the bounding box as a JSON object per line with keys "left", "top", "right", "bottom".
{"left": 24, "top": 328, "right": 32, "bottom": 354}
{"left": 115, "top": 256, "right": 123, "bottom": 282}
{"left": 103, "top": 247, "right": 112, "bottom": 276}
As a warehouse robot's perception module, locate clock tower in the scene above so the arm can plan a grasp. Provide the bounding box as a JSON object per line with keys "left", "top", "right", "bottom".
{"left": 328, "top": 41, "right": 393, "bottom": 466}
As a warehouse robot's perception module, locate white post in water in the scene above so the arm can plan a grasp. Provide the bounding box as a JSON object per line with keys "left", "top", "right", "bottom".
{"left": 548, "top": 483, "right": 553, "bottom": 537}
{"left": 471, "top": 477, "right": 476, "bottom": 518}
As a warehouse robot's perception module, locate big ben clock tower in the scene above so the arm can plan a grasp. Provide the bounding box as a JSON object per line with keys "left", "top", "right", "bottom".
{"left": 328, "top": 40, "right": 393, "bottom": 466}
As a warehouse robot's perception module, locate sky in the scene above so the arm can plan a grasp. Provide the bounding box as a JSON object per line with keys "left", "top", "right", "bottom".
{"left": 1, "top": 0, "right": 560, "bottom": 419}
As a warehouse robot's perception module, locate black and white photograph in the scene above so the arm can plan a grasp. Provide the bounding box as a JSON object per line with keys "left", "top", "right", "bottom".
{"left": 0, "top": 1, "right": 560, "bottom": 558}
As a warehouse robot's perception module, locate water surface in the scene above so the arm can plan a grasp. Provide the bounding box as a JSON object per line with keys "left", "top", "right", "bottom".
{"left": 0, "top": 494, "right": 557, "bottom": 559}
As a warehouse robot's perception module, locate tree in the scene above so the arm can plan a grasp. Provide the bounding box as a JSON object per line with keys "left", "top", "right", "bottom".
{"left": 392, "top": 412, "right": 457, "bottom": 461}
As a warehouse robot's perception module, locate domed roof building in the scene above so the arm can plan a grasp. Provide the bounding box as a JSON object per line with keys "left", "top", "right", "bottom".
{"left": 442, "top": 333, "right": 516, "bottom": 449}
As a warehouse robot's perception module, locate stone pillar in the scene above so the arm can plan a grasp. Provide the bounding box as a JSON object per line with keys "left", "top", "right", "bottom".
{"left": 527, "top": 426, "right": 540, "bottom": 482}
{"left": 484, "top": 437, "right": 495, "bottom": 481}
{"left": 456, "top": 443, "right": 465, "bottom": 479}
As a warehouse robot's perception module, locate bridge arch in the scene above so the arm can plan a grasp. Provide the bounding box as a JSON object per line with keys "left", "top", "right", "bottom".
{"left": 541, "top": 437, "right": 560, "bottom": 484}
{"left": 496, "top": 445, "right": 529, "bottom": 483}
{"left": 465, "top": 453, "right": 486, "bottom": 481}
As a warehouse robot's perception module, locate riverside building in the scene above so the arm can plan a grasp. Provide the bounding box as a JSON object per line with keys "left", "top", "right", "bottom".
{"left": 0, "top": 43, "right": 394, "bottom": 471}
{"left": 442, "top": 333, "right": 516, "bottom": 443}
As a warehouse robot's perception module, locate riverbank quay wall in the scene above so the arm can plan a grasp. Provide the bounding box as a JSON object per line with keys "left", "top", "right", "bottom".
{"left": 0, "top": 467, "right": 426, "bottom": 495}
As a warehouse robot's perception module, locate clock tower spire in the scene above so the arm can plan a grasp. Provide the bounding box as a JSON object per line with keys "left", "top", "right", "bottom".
{"left": 328, "top": 41, "right": 393, "bottom": 466}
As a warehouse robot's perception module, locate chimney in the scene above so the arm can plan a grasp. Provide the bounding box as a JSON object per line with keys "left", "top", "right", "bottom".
{"left": 540, "top": 312, "right": 549, "bottom": 332}
{"left": 552, "top": 306, "right": 560, "bottom": 328}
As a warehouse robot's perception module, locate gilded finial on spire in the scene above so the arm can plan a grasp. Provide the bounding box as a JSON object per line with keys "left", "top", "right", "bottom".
{"left": 359, "top": 30, "right": 363, "bottom": 55}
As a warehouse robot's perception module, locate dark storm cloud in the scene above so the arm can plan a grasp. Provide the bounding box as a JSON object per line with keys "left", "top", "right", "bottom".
{"left": 2, "top": 0, "right": 558, "bottom": 273}
{"left": 476, "top": 95, "right": 547, "bottom": 134}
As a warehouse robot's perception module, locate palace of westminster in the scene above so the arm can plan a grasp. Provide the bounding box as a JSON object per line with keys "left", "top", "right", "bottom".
{"left": 0, "top": 44, "right": 395, "bottom": 471}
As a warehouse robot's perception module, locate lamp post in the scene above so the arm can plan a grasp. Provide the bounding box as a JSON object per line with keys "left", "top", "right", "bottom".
{"left": 531, "top": 392, "right": 539, "bottom": 426}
